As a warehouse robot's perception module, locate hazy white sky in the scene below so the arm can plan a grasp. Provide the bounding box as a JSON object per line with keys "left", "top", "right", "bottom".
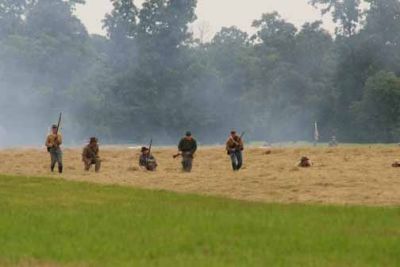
{"left": 75, "top": 0, "right": 334, "bottom": 39}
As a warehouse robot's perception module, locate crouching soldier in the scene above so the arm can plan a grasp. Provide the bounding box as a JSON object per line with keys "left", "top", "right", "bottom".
{"left": 177, "top": 131, "right": 197, "bottom": 172}
{"left": 139, "top": 147, "right": 158, "bottom": 171}
{"left": 298, "top": 156, "right": 312, "bottom": 168}
{"left": 226, "top": 131, "right": 244, "bottom": 171}
{"left": 45, "top": 124, "right": 63, "bottom": 173}
{"left": 82, "top": 137, "right": 101, "bottom": 172}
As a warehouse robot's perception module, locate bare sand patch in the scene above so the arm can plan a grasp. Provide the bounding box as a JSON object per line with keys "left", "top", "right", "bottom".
{"left": 1, "top": 146, "right": 400, "bottom": 206}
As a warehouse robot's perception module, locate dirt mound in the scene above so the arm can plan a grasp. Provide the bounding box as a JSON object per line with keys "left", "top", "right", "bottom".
{"left": 1, "top": 146, "right": 400, "bottom": 206}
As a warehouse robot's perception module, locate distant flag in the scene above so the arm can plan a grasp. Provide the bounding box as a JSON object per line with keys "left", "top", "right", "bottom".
{"left": 314, "top": 121, "right": 319, "bottom": 143}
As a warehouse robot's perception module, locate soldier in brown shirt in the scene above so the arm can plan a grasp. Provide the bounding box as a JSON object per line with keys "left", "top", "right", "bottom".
{"left": 82, "top": 137, "right": 101, "bottom": 172}
{"left": 45, "top": 124, "right": 63, "bottom": 173}
{"left": 298, "top": 156, "right": 312, "bottom": 168}
{"left": 226, "top": 131, "right": 244, "bottom": 171}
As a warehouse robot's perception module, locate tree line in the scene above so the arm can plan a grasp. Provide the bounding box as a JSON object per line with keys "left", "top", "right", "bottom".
{"left": 1, "top": 0, "right": 400, "bottom": 145}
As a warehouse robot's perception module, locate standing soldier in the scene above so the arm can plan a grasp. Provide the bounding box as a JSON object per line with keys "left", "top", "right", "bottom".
{"left": 45, "top": 124, "right": 63, "bottom": 173}
{"left": 177, "top": 131, "right": 197, "bottom": 172}
{"left": 82, "top": 137, "right": 101, "bottom": 172}
{"left": 329, "top": 136, "right": 338, "bottom": 147}
{"left": 226, "top": 131, "right": 244, "bottom": 171}
{"left": 139, "top": 146, "right": 158, "bottom": 171}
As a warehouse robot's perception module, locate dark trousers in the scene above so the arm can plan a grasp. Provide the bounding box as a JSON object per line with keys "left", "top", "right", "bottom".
{"left": 230, "top": 150, "right": 243, "bottom": 171}
{"left": 84, "top": 158, "right": 101, "bottom": 172}
{"left": 181, "top": 152, "right": 193, "bottom": 172}
{"left": 49, "top": 147, "right": 63, "bottom": 173}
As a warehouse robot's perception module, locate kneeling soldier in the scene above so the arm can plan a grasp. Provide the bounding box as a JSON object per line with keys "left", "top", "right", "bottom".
{"left": 82, "top": 137, "right": 101, "bottom": 172}
{"left": 139, "top": 147, "right": 158, "bottom": 171}
{"left": 45, "top": 124, "right": 63, "bottom": 173}
{"left": 177, "top": 131, "right": 197, "bottom": 172}
{"left": 298, "top": 156, "right": 312, "bottom": 168}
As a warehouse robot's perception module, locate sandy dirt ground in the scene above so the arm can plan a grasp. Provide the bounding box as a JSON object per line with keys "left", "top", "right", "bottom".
{"left": 1, "top": 145, "right": 400, "bottom": 206}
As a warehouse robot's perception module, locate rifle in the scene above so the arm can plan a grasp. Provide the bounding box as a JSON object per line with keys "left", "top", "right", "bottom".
{"left": 173, "top": 153, "right": 182, "bottom": 159}
{"left": 56, "top": 112, "right": 62, "bottom": 135}
{"left": 148, "top": 139, "right": 153, "bottom": 155}
{"left": 146, "top": 139, "right": 153, "bottom": 163}
{"left": 47, "top": 112, "right": 62, "bottom": 152}
{"left": 233, "top": 132, "right": 245, "bottom": 146}
{"left": 228, "top": 131, "right": 245, "bottom": 155}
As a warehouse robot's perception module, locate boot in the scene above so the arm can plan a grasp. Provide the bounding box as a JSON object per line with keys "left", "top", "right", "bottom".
{"left": 51, "top": 164, "right": 55, "bottom": 172}
{"left": 58, "top": 165, "right": 63, "bottom": 174}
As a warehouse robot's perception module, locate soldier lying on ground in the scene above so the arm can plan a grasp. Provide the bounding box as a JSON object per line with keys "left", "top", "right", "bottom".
{"left": 298, "top": 156, "right": 312, "bottom": 168}
{"left": 139, "top": 146, "right": 157, "bottom": 171}
{"left": 392, "top": 160, "right": 400, "bottom": 168}
{"left": 82, "top": 137, "right": 101, "bottom": 172}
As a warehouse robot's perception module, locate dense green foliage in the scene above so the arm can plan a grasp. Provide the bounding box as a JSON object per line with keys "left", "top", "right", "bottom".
{"left": 1, "top": 0, "right": 400, "bottom": 144}
{"left": 0, "top": 175, "right": 399, "bottom": 266}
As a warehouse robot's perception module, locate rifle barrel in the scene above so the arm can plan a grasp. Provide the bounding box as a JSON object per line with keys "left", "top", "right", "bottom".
{"left": 56, "top": 112, "right": 62, "bottom": 134}
{"left": 148, "top": 139, "right": 153, "bottom": 154}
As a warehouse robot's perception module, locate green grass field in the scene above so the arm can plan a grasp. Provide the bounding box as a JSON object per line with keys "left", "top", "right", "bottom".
{"left": 0, "top": 175, "right": 399, "bottom": 267}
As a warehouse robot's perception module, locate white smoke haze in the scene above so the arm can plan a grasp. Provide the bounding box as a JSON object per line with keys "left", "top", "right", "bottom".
{"left": 0, "top": 0, "right": 326, "bottom": 147}
{"left": 1, "top": 0, "right": 399, "bottom": 147}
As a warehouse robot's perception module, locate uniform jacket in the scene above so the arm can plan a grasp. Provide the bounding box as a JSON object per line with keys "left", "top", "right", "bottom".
{"left": 82, "top": 144, "right": 100, "bottom": 161}
{"left": 45, "top": 133, "right": 62, "bottom": 148}
{"left": 178, "top": 137, "right": 197, "bottom": 154}
{"left": 139, "top": 154, "right": 157, "bottom": 167}
{"left": 226, "top": 136, "right": 244, "bottom": 152}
